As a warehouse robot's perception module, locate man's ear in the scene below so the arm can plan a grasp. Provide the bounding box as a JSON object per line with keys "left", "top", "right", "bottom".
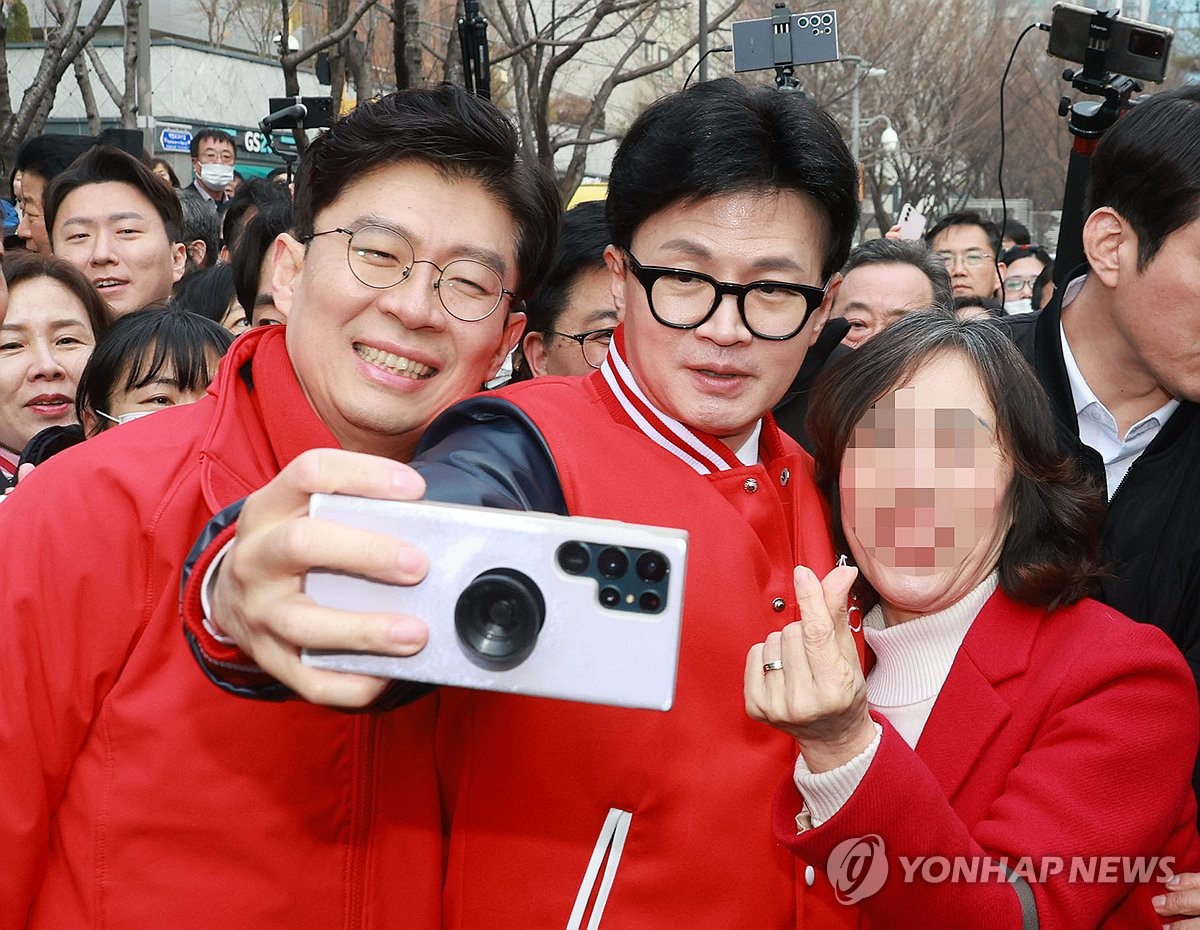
{"left": 187, "top": 239, "right": 207, "bottom": 268}
{"left": 170, "top": 241, "right": 187, "bottom": 283}
{"left": 484, "top": 309, "right": 527, "bottom": 383}
{"left": 808, "top": 274, "right": 841, "bottom": 347}
{"left": 1082, "top": 206, "right": 1130, "bottom": 288}
{"left": 522, "top": 330, "right": 550, "bottom": 379}
{"left": 270, "top": 233, "right": 306, "bottom": 317}
{"left": 604, "top": 244, "right": 627, "bottom": 314}
{"left": 993, "top": 261, "right": 1006, "bottom": 298}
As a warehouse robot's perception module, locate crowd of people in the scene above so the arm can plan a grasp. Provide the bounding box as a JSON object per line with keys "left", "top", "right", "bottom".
{"left": 1, "top": 76, "right": 1199, "bottom": 930}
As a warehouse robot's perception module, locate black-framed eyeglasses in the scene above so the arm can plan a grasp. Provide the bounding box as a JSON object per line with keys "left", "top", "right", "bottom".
{"left": 548, "top": 327, "right": 615, "bottom": 369}
{"left": 304, "top": 225, "right": 516, "bottom": 322}
{"left": 624, "top": 253, "right": 826, "bottom": 341}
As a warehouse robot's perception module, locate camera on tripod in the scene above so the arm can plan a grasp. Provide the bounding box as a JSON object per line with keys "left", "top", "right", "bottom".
{"left": 1048, "top": 2, "right": 1172, "bottom": 85}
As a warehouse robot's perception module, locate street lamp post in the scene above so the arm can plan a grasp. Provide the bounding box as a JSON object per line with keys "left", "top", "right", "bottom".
{"left": 842, "top": 55, "right": 887, "bottom": 164}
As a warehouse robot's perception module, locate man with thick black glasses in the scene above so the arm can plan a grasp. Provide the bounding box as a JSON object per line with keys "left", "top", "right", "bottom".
{"left": 184, "top": 77, "right": 859, "bottom": 927}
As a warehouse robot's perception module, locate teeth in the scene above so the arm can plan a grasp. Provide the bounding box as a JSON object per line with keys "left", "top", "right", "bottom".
{"left": 355, "top": 344, "right": 435, "bottom": 379}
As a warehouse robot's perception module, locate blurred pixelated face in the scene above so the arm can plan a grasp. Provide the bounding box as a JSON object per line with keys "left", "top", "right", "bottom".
{"left": 840, "top": 351, "right": 1013, "bottom": 625}
{"left": 612, "top": 190, "right": 833, "bottom": 451}
{"left": 832, "top": 262, "right": 935, "bottom": 349}
{"left": 0, "top": 275, "right": 95, "bottom": 455}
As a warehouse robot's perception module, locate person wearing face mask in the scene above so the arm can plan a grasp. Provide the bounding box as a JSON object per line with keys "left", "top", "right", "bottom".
{"left": 181, "top": 129, "right": 238, "bottom": 214}
{"left": 747, "top": 310, "right": 1199, "bottom": 929}
{"left": 999, "top": 244, "right": 1052, "bottom": 315}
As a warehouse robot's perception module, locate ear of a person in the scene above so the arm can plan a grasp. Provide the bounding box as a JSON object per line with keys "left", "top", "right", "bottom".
{"left": 807, "top": 274, "right": 841, "bottom": 347}
{"left": 270, "top": 233, "right": 306, "bottom": 316}
{"left": 171, "top": 242, "right": 188, "bottom": 283}
{"left": 1082, "top": 207, "right": 1129, "bottom": 289}
{"left": 604, "top": 244, "right": 627, "bottom": 314}
{"left": 522, "top": 330, "right": 550, "bottom": 379}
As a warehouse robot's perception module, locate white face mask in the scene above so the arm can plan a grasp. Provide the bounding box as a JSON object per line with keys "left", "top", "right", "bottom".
{"left": 1003, "top": 298, "right": 1033, "bottom": 316}
{"left": 198, "top": 163, "right": 235, "bottom": 189}
{"left": 97, "top": 409, "right": 159, "bottom": 427}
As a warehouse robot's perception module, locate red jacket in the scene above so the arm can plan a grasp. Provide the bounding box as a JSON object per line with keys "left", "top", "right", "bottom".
{"left": 432, "top": 363, "right": 838, "bottom": 929}
{"left": 0, "top": 327, "right": 443, "bottom": 929}
{"left": 774, "top": 590, "right": 1200, "bottom": 929}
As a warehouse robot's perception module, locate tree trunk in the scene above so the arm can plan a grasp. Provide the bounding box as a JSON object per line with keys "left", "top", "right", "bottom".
{"left": 122, "top": 0, "right": 139, "bottom": 127}
{"left": 73, "top": 52, "right": 103, "bottom": 135}
{"left": 392, "top": 0, "right": 410, "bottom": 89}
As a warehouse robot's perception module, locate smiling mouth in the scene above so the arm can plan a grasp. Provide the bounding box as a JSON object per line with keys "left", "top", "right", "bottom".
{"left": 355, "top": 343, "right": 437, "bottom": 380}
{"left": 92, "top": 278, "right": 127, "bottom": 290}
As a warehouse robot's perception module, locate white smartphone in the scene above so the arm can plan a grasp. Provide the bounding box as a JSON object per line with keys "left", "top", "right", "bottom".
{"left": 302, "top": 495, "right": 689, "bottom": 712}
{"left": 896, "top": 202, "right": 927, "bottom": 240}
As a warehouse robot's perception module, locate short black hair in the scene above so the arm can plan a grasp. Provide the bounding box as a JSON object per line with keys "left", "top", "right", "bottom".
{"left": 178, "top": 194, "right": 220, "bottom": 271}
{"left": 606, "top": 78, "right": 858, "bottom": 281}
{"left": 293, "top": 83, "right": 561, "bottom": 303}
{"left": 221, "top": 177, "right": 292, "bottom": 256}
{"left": 523, "top": 200, "right": 610, "bottom": 334}
{"left": 840, "top": 238, "right": 953, "bottom": 310}
{"left": 232, "top": 197, "right": 295, "bottom": 316}
{"left": 171, "top": 263, "right": 237, "bottom": 325}
{"left": 14, "top": 134, "right": 97, "bottom": 184}
{"left": 44, "top": 145, "right": 184, "bottom": 246}
{"left": 925, "top": 211, "right": 1002, "bottom": 258}
{"left": 76, "top": 307, "right": 234, "bottom": 433}
{"left": 2, "top": 250, "right": 111, "bottom": 338}
{"left": 1085, "top": 84, "right": 1200, "bottom": 269}
{"left": 999, "top": 244, "right": 1051, "bottom": 268}
{"left": 190, "top": 128, "right": 236, "bottom": 159}
{"left": 953, "top": 294, "right": 1004, "bottom": 319}
{"left": 1000, "top": 218, "right": 1030, "bottom": 245}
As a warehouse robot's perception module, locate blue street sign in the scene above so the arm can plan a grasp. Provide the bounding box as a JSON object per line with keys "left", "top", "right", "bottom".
{"left": 160, "top": 128, "right": 193, "bottom": 153}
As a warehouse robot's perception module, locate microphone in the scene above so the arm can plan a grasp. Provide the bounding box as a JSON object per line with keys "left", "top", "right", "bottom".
{"left": 259, "top": 103, "right": 308, "bottom": 134}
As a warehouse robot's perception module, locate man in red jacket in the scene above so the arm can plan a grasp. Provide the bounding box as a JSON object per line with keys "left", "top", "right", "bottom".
{"left": 188, "top": 79, "right": 865, "bottom": 927}
{"left": 0, "top": 85, "right": 559, "bottom": 928}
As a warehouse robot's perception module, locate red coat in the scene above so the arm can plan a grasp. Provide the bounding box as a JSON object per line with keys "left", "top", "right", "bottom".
{"left": 774, "top": 590, "right": 1200, "bottom": 929}
{"left": 433, "top": 367, "right": 838, "bottom": 929}
{"left": 0, "top": 327, "right": 443, "bottom": 929}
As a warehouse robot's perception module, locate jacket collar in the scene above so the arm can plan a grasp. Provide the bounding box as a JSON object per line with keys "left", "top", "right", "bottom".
{"left": 913, "top": 588, "right": 1043, "bottom": 801}
{"left": 596, "top": 324, "right": 753, "bottom": 475}
{"left": 198, "top": 325, "right": 339, "bottom": 511}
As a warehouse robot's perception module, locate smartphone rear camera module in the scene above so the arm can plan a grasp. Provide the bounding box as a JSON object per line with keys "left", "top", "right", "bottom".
{"left": 639, "top": 591, "right": 663, "bottom": 613}
{"left": 635, "top": 550, "right": 668, "bottom": 584}
{"left": 599, "top": 586, "right": 622, "bottom": 608}
{"left": 597, "top": 547, "right": 629, "bottom": 579}
{"left": 556, "top": 541, "right": 590, "bottom": 575}
{"left": 455, "top": 568, "right": 545, "bottom": 671}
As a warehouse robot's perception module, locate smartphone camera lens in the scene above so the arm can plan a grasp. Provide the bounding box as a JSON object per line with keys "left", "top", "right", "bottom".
{"left": 597, "top": 547, "right": 628, "bottom": 579}
{"left": 639, "top": 591, "right": 662, "bottom": 613}
{"left": 557, "top": 541, "right": 590, "bottom": 575}
{"left": 455, "top": 568, "right": 545, "bottom": 671}
{"left": 635, "top": 550, "right": 668, "bottom": 583}
{"left": 599, "top": 586, "right": 621, "bottom": 608}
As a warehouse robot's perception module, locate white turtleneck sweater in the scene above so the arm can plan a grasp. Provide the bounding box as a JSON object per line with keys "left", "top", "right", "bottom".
{"left": 793, "top": 573, "right": 1000, "bottom": 828}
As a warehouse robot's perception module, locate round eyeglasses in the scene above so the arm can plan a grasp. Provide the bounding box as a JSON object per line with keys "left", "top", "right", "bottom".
{"left": 305, "top": 225, "right": 516, "bottom": 322}
{"left": 549, "top": 327, "right": 615, "bottom": 369}
{"left": 625, "top": 254, "right": 826, "bottom": 341}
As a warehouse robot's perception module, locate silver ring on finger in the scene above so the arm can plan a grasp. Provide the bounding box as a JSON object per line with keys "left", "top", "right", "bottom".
{"left": 762, "top": 659, "right": 784, "bottom": 673}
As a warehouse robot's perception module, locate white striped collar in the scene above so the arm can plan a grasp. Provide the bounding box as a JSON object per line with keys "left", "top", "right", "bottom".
{"left": 598, "top": 327, "right": 757, "bottom": 475}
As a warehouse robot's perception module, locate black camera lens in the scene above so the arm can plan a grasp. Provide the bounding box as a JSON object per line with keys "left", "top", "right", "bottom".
{"left": 455, "top": 568, "right": 545, "bottom": 671}
{"left": 635, "top": 550, "right": 668, "bottom": 583}
{"left": 599, "top": 586, "right": 621, "bottom": 608}
{"left": 639, "top": 591, "right": 662, "bottom": 613}
{"left": 556, "top": 541, "right": 590, "bottom": 575}
{"left": 597, "top": 547, "right": 628, "bottom": 579}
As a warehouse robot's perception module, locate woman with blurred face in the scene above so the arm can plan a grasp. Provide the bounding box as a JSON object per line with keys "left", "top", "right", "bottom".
{"left": 0, "top": 253, "right": 107, "bottom": 481}
{"left": 746, "top": 310, "right": 1200, "bottom": 929}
